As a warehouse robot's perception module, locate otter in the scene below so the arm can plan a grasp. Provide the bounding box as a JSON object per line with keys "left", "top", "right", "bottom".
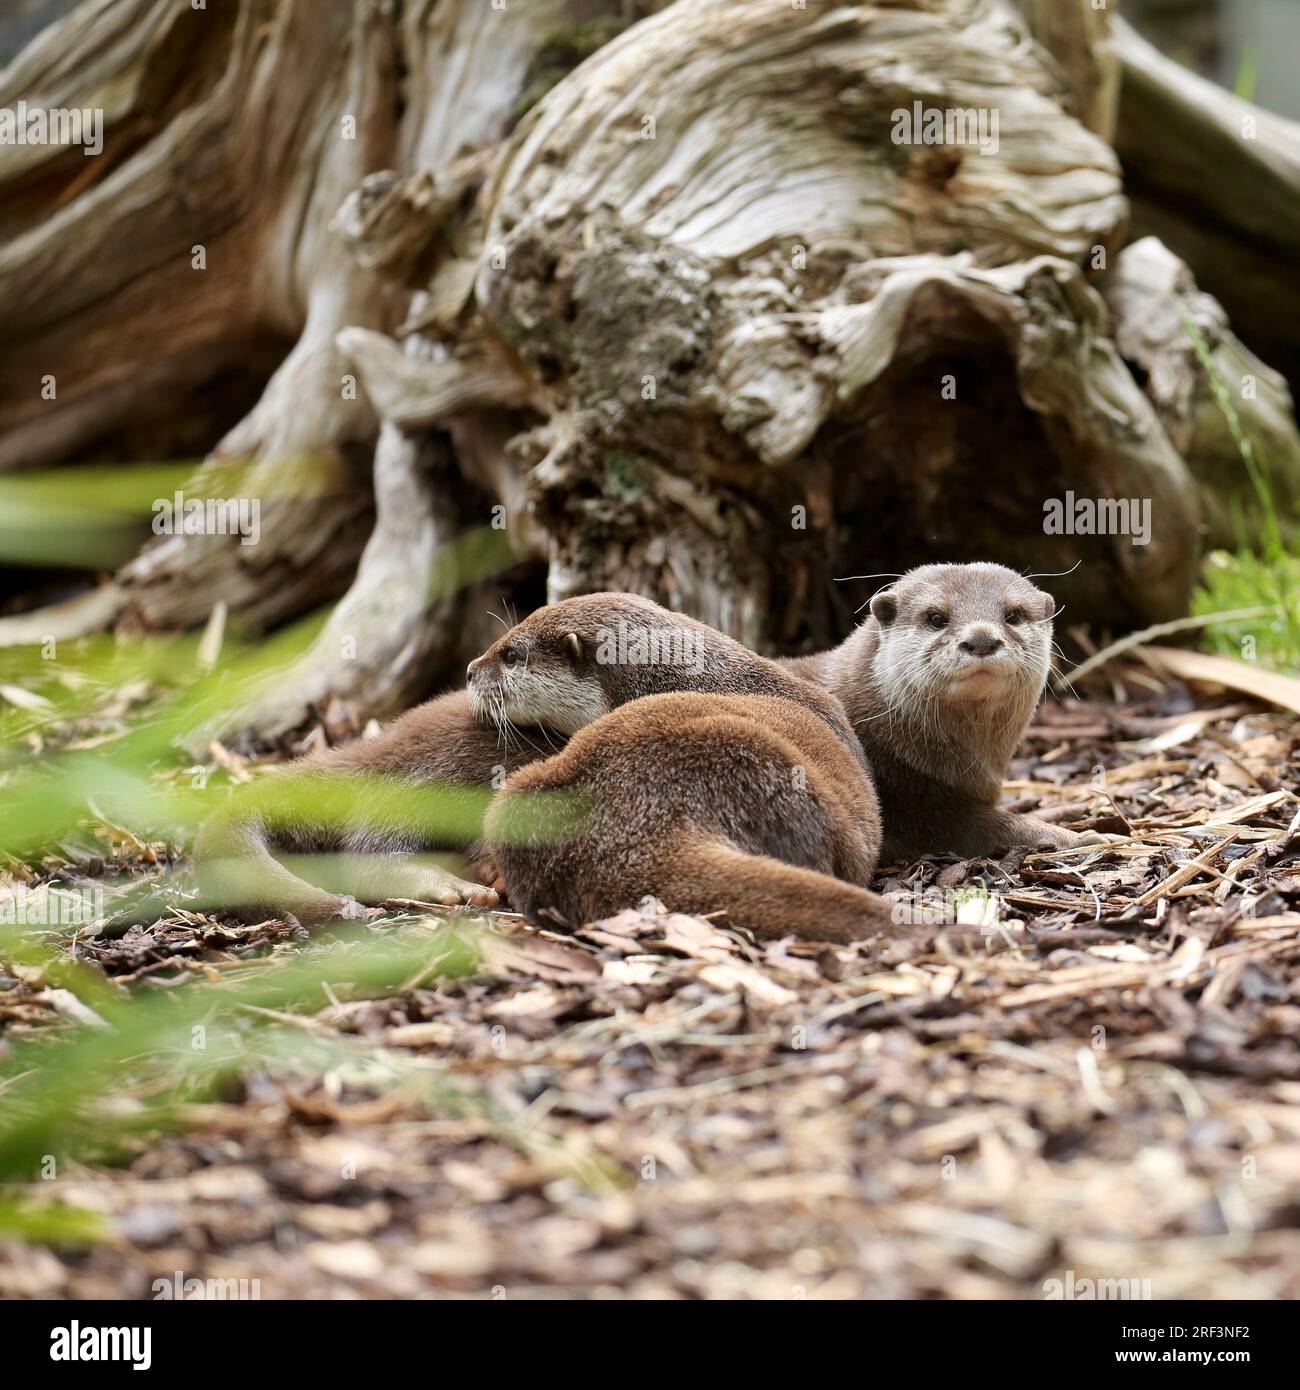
{"left": 783, "top": 562, "right": 1090, "bottom": 859}
{"left": 466, "top": 592, "right": 864, "bottom": 753}
{"left": 197, "top": 592, "right": 898, "bottom": 939}
{"left": 196, "top": 564, "right": 1086, "bottom": 930}
{"left": 485, "top": 692, "right": 890, "bottom": 943}
{"left": 468, "top": 593, "right": 898, "bottom": 941}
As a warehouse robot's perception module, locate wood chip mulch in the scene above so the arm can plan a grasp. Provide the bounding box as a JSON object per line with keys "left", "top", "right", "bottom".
{"left": 2, "top": 681, "right": 1299, "bottom": 1299}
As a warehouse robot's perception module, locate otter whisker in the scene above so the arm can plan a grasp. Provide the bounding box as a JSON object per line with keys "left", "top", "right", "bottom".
{"left": 1049, "top": 639, "right": 1076, "bottom": 669}
{"left": 854, "top": 578, "right": 904, "bottom": 615}
{"left": 1023, "top": 559, "right": 1083, "bottom": 581}
{"left": 851, "top": 700, "right": 905, "bottom": 728}
{"left": 497, "top": 699, "right": 522, "bottom": 749}
{"left": 1048, "top": 643, "right": 1081, "bottom": 699}
{"left": 502, "top": 715, "right": 527, "bottom": 753}
{"left": 1051, "top": 668, "right": 1081, "bottom": 700}
{"left": 487, "top": 690, "right": 513, "bottom": 753}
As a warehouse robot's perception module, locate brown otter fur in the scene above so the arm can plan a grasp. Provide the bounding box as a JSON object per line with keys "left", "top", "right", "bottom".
{"left": 466, "top": 592, "right": 866, "bottom": 758}
{"left": 484, "top": 691, "right": 889, "bottom": 942}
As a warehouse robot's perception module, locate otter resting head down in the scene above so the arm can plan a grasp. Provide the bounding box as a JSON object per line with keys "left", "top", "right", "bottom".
{"left": 467, "top": 591, "right": 865, "bottom": 758}
{"left": 471, "top": 593, "right": 907, "bottom": 942}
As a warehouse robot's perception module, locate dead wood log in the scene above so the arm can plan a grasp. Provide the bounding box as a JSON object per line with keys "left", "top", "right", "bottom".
{"left": 3, "top": 0, "right": 1297, "bottom": 732}
{"left": 1114, "top": 17, "right": 1300, "bottom": 390}
{"left": 1102, "top": 237, "right": 1300, "bottom": 553}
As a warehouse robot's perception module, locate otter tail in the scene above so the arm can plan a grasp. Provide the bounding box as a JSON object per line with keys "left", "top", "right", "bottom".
{"left": 664, "top": 834, "right": 911, "bottom": 944}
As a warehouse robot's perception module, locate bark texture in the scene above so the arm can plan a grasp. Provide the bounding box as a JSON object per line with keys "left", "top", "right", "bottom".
{"left": 2, "top": 0, "right": 1298, "bottom": 729}
{"left": 1114, "top": 17, "right": 1300, "bottom": 389}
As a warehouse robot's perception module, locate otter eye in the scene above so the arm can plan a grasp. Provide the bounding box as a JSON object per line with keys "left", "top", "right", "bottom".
{"left": 1005, "top": 608, "right": 1026, "bottom": 626}
{"left": 925, "top": 610, "right": 947, "bottom": 630}
{"left": 502, "top": 647, "right": 519, "bottom": 668}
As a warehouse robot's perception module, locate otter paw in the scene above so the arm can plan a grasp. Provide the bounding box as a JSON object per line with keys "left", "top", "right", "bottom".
{"left": 334, "top": 896, "right": 383, "bottom": 922}
{"left": 1064, "top": 829, "right": 1127, "bottom": 847}
{"left": 410, "top": 868, "right": 499, "bottom": 909}
{"left": 1021, "top": 824, "right": 1110, "bottom": 851}
{"left": 295, "top": 895, "right": 382, "bottom": 928}
{"left": 477, "top": 859, "right": 509, "bottom": 900}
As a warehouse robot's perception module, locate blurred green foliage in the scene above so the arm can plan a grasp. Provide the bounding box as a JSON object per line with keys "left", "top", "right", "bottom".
{"left": 1184, "top": 321, "right": 1300, "bottom": 672}
{"left": 0, "top": 501, "right": 614, "bottom": 1243}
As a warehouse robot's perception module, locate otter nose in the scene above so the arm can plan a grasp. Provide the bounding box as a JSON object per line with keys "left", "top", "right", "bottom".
{"left": 466, "top": 656, "right": 482, "bottom": 682}
{"left": 959, "top": 629, "right": 1002, "bottom": 658}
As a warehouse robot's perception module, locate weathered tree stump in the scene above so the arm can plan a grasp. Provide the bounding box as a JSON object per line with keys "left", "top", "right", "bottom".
{"left": 2, "top": 0, "right": 1297, "bottom": 733}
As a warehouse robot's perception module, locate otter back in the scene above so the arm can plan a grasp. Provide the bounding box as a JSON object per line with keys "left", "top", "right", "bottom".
{"left": 485, "top": 692, "right": 896, "bottom": 943}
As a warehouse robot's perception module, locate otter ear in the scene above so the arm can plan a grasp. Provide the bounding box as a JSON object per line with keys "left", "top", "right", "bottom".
{"left": 565, "top": 631, "right": 583, "bottom": 663}
{"left": 869, "top": 590, "right": 898, "bottom": 627}
{"left": 1036, "top": 590, "right": 1058, "bottom": 622}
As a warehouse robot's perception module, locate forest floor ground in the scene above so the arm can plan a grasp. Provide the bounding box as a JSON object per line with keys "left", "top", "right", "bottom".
{"left": 2, "top": 677, "right": 1299, "bottom": 1299}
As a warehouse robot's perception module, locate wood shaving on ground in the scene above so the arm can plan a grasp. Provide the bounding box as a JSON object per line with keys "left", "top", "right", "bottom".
{"left": 2, "top": 680, "right": 1298, "bottom": 1299}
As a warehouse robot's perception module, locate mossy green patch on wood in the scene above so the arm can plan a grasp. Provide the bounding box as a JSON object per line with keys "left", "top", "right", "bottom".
{"left": 602, "top": 451, "right": 653, "bottom": 502}
{"left": 510, "top": 16, "right": 638, "bottom": 128}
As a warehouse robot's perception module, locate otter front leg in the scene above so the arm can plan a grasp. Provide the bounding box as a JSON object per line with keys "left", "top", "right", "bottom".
{"left": 956, "top": 806, "right": 1109, "bottom": 855}
{"left": 336, "top": 853, "right": 499, "bottom": 909}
